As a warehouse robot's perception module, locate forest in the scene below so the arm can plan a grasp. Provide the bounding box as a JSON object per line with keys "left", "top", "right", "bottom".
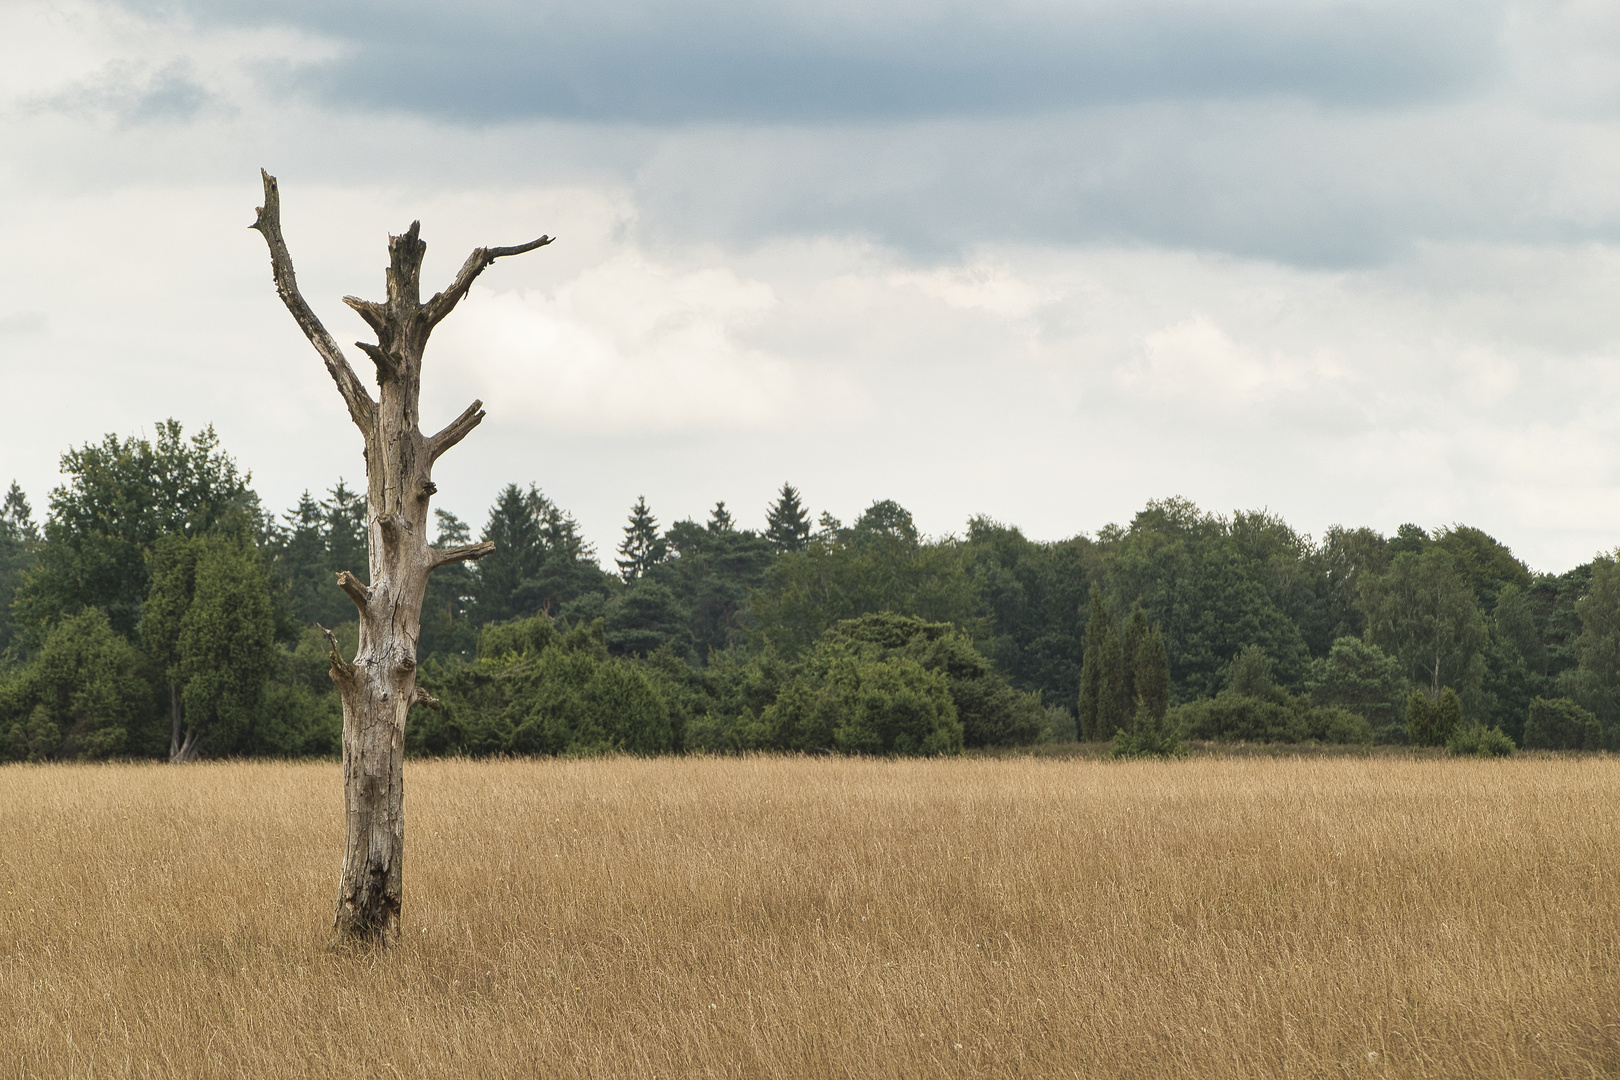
{"left": 1, "top": 419, "right": 1615, "bottom": 762}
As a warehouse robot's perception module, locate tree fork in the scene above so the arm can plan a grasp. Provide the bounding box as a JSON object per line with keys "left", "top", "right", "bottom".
{"left": 253, "top": 170, "right": 551, "bottom": 944}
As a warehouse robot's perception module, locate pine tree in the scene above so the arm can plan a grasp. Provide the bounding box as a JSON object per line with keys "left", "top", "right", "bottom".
{"left": 1078, "top": 587, "right": 1109, "bottom": 740}
{"left": 765, "top": 483, "right": 811, "bottom": 553}
{"left": 476, "top": 484, "right": 543, "bottom": 622}
{"left": 708, "top": 501, "right": 735, "bottom": 533}
{"left": 321, "top": 480, "right": 368, "bottom": 586}
{"left": 1, "top": 482, "right": 38, "bottom": 542}
{"left": 616, "top": 496, "right": 665, "bottom": 583}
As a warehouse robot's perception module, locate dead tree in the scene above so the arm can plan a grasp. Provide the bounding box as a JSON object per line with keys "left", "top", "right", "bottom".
{"left": 251, "top": 170, "right": 550, "bottom": 944}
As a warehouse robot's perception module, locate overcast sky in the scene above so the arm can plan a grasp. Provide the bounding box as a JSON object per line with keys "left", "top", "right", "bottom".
{"left": 4, "top": 0, "right": 1620, "bottom": 572}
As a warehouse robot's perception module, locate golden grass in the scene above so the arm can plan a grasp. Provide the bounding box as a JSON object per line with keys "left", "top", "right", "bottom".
{"left": 2, "top": 755, "right": 1618, "bottom": 1079}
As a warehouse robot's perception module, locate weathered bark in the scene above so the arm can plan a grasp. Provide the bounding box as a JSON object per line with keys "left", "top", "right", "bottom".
{"left": 252, "top": 170, "right": 550, "bottom": 944}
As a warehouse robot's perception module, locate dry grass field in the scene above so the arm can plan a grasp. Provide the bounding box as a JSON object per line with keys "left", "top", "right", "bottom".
{"left": 2, "top": 754, "right": 1618, "bottom": 1079}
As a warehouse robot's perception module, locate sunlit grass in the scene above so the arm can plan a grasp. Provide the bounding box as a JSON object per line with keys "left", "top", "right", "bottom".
{"left": 2, "top": 754, "right": 1617, "bottom": 1078}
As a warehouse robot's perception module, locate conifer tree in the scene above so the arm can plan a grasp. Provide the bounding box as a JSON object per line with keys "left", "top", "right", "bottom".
{"left": 1134, "top": 624, "right": 1170, "bottom": 725}
{"left": 1406, "top": 689, "right": 1436, "bottom": 746}
{"left": 1435, "top": 686, "right": 1464, "bottom": 745}
{"left": 475, "top": 484, "right": 543, "bottom": 622}
{"left": 765, "top": 483, "right": 811, "bottom": 553}
{"left": 616, "top": 496, "right": 665, "bottom": 583}
{"left": 708, "top": 501, "right": 735, "bottom": 533}
{"left": 1097, "top": 615, "right": 1127, "bottom": 738}
{"left": 1121, "top": 603, "right": 1151, "bottom": 721}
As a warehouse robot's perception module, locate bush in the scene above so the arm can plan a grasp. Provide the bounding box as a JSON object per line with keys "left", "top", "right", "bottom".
{"left": 1522, "top": 696, "right": 1602, "bottom": 751}
{"left": 1448, "top": 723, "right": 1514, "bottom": 758}
{"left": 1112, "top": 700, "right": 1184, "bottom": 758}
{"left": 1407, "top": 687, "right": 1464, "bottom": 748}
{"left": 418, "top": 617, "right": 675, "bottom": 757}
{"left": 1, "top": 609, "right": 149, "bottom": 761}
{"left": 765, "top": 644, "right": 961, "bottom": 756}
{"left": 821, "top": 614, "right": 1040, "bottom": 748}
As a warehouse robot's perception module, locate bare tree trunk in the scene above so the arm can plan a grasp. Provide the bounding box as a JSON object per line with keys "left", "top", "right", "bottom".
{"left": 252, "top": 170, "right": 549, "bottom": 944}
{"left": 167, "top": 683, "right": 198, "bottom": 764}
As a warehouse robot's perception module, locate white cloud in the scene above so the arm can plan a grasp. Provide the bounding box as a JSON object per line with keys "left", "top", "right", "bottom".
{"left": 434, "top": 257, "right": 859, "bottom": 434}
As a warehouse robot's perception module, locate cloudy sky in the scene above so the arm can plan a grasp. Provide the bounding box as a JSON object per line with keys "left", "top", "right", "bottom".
{"left": 3, "top": 0, "right": 1620, "bottom": 572}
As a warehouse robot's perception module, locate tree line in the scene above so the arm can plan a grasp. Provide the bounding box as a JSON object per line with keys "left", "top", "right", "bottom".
{"left": 2, "top": 419, "right": 1616, "bottom": 761}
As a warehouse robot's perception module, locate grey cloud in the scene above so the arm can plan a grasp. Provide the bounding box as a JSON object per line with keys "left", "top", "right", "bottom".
{"left": 132, "top": 0, "right": 1503, "bottom": 123}
{"left": 617, "top": 105, "right": 1620, "bottom": 266}
{"left": 0, "top": 312, "right": 47, "bottom": 336}
{"left": 31, "top": 61, "right": 215, "bottom": 125}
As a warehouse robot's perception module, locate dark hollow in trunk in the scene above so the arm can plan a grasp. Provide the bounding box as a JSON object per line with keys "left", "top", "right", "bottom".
{"left": 252, "top": 170, "right": 550, "bottom": 943}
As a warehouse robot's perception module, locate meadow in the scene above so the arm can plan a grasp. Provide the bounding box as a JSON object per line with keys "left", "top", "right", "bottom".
{"left": 2, "top": 753, "right": 1617, "bottom": 1079}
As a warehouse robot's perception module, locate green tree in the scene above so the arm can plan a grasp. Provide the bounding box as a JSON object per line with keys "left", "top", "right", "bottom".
{"left": 1522, "top": 696, "right": 1602, "bottom": 750}
{"left": 764, "top": 642, "right": 962, "bottom": 756}
{"left": 419, "top": 509, "right": 479, "bottom": 660}
{"left": 14, "top": 421, "right": 255, "bottom": 640}
{"left": 140, "top": 534, "right": 203, "bottom": 761}
{"left": 751, "top": 499, "right": 981, "bottom": 658}
{"left": 962, "top": 517, "right": 1092, "bottom": 711}
{"left": 1111, "top": 617, "right": 1177, "bottom": 757}
{"left": 141, "top": 533, "right": 276, "bottom": 760}
{"left": 1077, "top": 587, "right": 1110, "bottom": 740}
{"left": 1561, "top": 552, "right": 1620, "bottom": 743}
{"left": 1359, "top": 549, "right": 1487, "bottom": 702}
{"left": 1, "top": 609, "right": 147, "bottom": 762}
{"left": 615, "top": 496, "right": 665, "bottom": 583}
{"left": 1407, "top": 686, "right": 1463, "bottom": 747}
{"left": 1096, "top": 610, "right": 1127, "bottom": 738}
{"left": 1133, "top": 624, "right": 1170, "bottom": 724}
{"left": 0, "top": 481, "right": 40, "bottom": 657}
{"left": 765, "top": 483, "right": 811, "bottom": 553}
{"left": 1094, "top": 497, "right": 1309, "bottom": 698}
{"left": 646, "top": 516, "right": 773, "bottom": 659}
{"left": 1306, "top": 637, "right": 1408, "bottom": 728}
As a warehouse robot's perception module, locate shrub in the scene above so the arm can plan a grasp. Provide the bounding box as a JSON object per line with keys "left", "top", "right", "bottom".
{"left": 1448, "top": 723, "right": 1514, "bottom": 758}
{"left": 1407, "top": 687, "right": 1465, "bottom": 747}
{"left": 419, "top": 616, "right": 675, "bottom": 757}
{"left": 1112, "top": 700, "right": 1184, "bottom": 758}
{"left": 821, "top": 614, "right": 1040, "bottom": 748}
{"left": 765, "top": 645, "right": 961, "bottom": 756}
{"left": 1522, "top": 696, "right": 1602, "bottom": 751}
{"left": 1, "top": 609, "right": 148, "bottom": 761}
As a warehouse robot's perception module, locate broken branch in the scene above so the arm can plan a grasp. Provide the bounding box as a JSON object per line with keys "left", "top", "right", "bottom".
{"left": 427, "top": 400, "right": 485, "bottom": 463}
{"left": 411, "top": 687, "right": 441, "bottom": 711}
{"left": 336, "top": 570, "right": 370, "bottom": 613}
{"left": 431, "top": 541, "right": 496, "bottom": 568}
{"left": 251, "top": 170, "right": 376, "bottom": 433}
{"left": 316, "top": 623, "right": 357, "bottom": 685}
{"left": 423, "top": 235, "right": 553, "bottom": 330}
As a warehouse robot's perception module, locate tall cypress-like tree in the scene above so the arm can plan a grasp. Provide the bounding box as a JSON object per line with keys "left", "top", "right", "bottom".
{"left": 765, "top": 483, "right": 811, "bottom": 553}
{"left": 1121, "top": 603, "right": 1150, "bottom": 721}
{"left": 1078, "top": 587, "right": 1109, "bottom": 740}
{"left": 1097, "top": 616, "right": 1126, "bottom": 738}
{"left": 616, "top": 496, "right": 664, "bottom": 583}
{"left": 1134, "top": 624, "right": 1170, "bottom": 726}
